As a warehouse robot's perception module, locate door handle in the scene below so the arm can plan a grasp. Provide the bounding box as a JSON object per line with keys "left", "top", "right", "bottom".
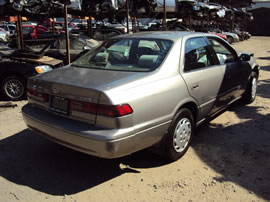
{"left": 191, "top": 83, "right": 199, "bottom": 90}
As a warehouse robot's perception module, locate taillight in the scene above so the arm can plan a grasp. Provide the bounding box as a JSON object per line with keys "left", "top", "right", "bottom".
{"left": 71, "top": 100, "right": 97, "bottom": 114}
{"left": 27, "top": 89, "right": 49, "bottom": 102}
{"left": 97, "top": 104, "right": 133, "bottom": 117}
{"left": 71, "top": 99, "right": 133, "bottom": 117}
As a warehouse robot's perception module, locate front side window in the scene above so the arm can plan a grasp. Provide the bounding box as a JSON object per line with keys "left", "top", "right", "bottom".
{"left": 184, "top": 37, "right": 213, "bottom": 72}
{"left": 72, "top": 38, "right": 173, "bottom": 72}
{"left": 208, "top": 38, "right": 237, "bottom": 64}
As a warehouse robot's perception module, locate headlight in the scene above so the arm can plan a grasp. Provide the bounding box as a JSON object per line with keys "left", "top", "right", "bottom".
{"left": 35, "top": 65, "right": 53, "bottom": 74}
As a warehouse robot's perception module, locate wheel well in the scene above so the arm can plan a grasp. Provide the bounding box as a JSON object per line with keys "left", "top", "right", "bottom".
{"left": 253, "top": 66, "right": 259, "bottom": 78}
{"left": 0, "top": 72, "right": 26, "bottom": 84}
{"left": 179, "top": 102, "right": 198, "bottom": 122}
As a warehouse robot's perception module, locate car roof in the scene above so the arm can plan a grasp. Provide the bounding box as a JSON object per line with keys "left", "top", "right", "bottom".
{"left": 112, "top": 31, "right": 216, "bottom": 42}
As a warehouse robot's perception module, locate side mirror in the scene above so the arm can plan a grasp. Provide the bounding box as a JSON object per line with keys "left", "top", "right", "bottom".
{"left": 239, "top": 53, "right": 250, "bottom": 61}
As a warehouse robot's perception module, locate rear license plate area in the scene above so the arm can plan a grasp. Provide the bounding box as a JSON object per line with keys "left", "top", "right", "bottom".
{"left": 50, "top": 96, "right": 69, "bottom": 115}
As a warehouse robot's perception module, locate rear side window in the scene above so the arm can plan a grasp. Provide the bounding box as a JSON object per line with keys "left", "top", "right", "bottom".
{"left": 208, "top": 38, "right": 237, "bottom": 64}
{"left": 184, "top": 37, "right": 213, "bottom": 72}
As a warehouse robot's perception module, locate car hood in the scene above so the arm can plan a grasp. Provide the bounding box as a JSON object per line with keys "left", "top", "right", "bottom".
{"left": 35, "top": 65, "right": 150, "bottom": 92}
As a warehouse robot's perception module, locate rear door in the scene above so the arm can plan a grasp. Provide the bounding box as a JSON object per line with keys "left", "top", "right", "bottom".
{"left": 181, "top": 37, "right": 225, "bottom": 118}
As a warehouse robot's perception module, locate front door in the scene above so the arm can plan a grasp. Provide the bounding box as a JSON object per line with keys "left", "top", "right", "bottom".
{"left": 206, "top": 37, "right": 251, "bottom": 106}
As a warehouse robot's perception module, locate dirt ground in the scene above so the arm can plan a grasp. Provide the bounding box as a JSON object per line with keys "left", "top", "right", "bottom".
{"left": 0, "top": 36, "right": 270, "bottom": 202}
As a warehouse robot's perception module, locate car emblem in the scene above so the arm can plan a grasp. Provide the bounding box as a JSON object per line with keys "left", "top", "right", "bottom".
{"left": 52, "top": 86, "right": 59, "bottom": 94}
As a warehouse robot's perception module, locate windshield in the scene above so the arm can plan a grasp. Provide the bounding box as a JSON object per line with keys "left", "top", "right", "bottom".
{"left": 72, "top": 38, "right": 173, "bottom": 72}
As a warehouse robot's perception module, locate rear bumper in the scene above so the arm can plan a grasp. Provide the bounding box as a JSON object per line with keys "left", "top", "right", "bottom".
{"left": 22, "top": 104, "right": 169, "bottom": 158}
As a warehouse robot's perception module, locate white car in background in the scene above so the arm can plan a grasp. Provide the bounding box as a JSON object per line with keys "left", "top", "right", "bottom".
{"left": 222, "top": 31, "right": 240, "bottom": 44}
{"left": 0, "top": 24, "right": 16, "bottom": 36}
{"left": 0, "top": 28, "right": 8, "bottom": 42}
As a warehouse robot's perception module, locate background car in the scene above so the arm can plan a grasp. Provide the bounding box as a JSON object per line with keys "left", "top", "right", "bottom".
{"left": 22, "top": 32, "right": 259, "bottom": 162}
{"left": 0, "top": 44, "right": 62, "bottom": 100}
{"left": 70, "top": 27, "right": 126, "bottom": 41}
{"left": 23, "top": 34, "right": 100, "bottom": 62}
{"left": 22, "top": 24, "right": 48, "bottom": 39}
{"left": 0, "top": 23, "right": 16, "bottom": 36}
{"left": 209, "top": 31, "right": 227, "bottom": 41}
{"left": 53, "top": 21, "right": 78, "bottom": 32}
{"left": 0, "top": 28, "right": 9, "bottom": 42}
{"left": 222, "top": 31, "right": 240, "bottom": 43}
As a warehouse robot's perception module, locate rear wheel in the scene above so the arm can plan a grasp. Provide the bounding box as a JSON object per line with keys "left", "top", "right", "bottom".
{"left": 2, "top": 75, "right": 26, "bottom": 100}
{"left": 242, "top": 71, "right": 258, "bottom": 104}
{"left": 165, "top": 108, "right": 194, "bottom": 162}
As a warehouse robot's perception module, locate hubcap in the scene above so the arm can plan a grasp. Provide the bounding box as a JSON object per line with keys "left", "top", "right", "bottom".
{"left": 4, "top": 79, "right": 24, "bottom": 99}
{"left": 173, "top": 118, "right": 192, "bottom": 153}
{"left": 251, "top": 77, "right": 257, "bottom": 100}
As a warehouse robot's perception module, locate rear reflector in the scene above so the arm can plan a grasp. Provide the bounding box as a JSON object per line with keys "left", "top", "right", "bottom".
{"left": 71, "top": 99, "right": 133, "bottom": 117}
{"left": 27, "top": 89, "right": 49, "bottom": 102}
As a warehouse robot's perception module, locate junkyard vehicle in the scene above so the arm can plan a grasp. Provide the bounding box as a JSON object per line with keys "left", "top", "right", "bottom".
{"left": 52, "top": 22, "right": 78, "bottom": 32}
{"left": 23, "top": 34, "right": 100, "bottom": 62}
{"left": 0, "top": 45, "right": 62, "bottom": 100}
{"left": 0, "top": 23, "right": 16, "bottom": 36}
{"left": 208, "top": 31, "right": 227, "bottom": 41}
{"left": 23, "top": 24, "right": 48, "bottom": 39}
{"left": 71, "top": 27, "right": 126, "bottom": 41}
{"left": 22, "top": 31, "right": 259, "bottom": 161}
{"left": 0, "top": 28, "right": 8, "bottom": 42}
{"left": 222, "top": 31, "right": 240, "bottom": 44}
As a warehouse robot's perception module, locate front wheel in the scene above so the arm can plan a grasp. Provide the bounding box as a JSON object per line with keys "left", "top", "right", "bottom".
{"left": 242, "top": 71, "right": 258, "bottom": 104}
{"left": 2, "top": 75, "right": 26, "bottom": 101}
{"left": 227, "top": 36, "right": 233, "bottom": 44}
{"left": 165, "top": 108, "right": 195, "bottom": 162}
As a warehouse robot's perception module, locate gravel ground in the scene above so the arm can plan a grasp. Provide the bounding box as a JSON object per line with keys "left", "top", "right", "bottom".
{"left": 0, "top": 36, "right": 270, "bottom": 202}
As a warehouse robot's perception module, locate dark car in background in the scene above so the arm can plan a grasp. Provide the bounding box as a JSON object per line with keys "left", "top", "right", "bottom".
{"left": 24, "top": 34, "right": 100, "bottom": 62}
{"left": 70, "top": 27, "right": 126, "bottom": 41}
{"left": 0, "top": 44, "right": 62, "bottom": 100}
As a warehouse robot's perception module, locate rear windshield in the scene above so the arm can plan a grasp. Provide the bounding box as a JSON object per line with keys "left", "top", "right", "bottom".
{"left": 72, "top": 38, "right": 173, "bottom": 72}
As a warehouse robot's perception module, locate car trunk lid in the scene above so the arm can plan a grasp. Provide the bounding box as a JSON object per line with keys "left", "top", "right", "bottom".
{"left": 28, "top": 65, "right": 146, "bottom": 125}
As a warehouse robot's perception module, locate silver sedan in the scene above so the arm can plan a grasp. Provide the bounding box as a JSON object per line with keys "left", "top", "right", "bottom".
{"left": 22, "top": 31, "right": 259, "bottom": 161}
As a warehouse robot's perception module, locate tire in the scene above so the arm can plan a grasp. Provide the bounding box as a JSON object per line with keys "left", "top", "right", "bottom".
{"left": 2, "top": 75, "right": 26, "bottom": 101}
{"left": 227, "top": 36, "right": 233, "bottom": 44}
{"left": 242, "top": 71, "right": 258, "bottom": 104}
{"left": 165, "top": 108, "right": 195, "bottom": 162}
